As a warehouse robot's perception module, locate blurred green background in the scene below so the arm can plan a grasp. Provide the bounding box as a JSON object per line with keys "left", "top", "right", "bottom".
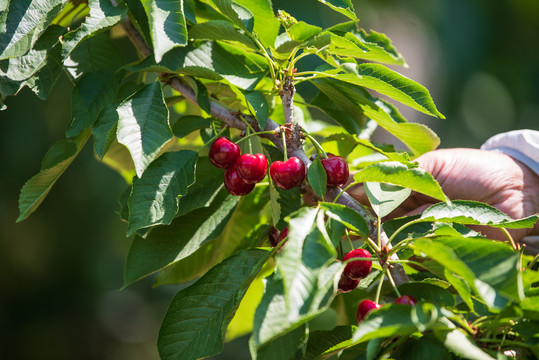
{"left": 1, "top": 0, "right": 538, "bottom": 359}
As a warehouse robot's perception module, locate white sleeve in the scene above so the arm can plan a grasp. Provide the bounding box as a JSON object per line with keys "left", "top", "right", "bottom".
{"left": 480, "top": 129, "right": 539, "bottom": 175}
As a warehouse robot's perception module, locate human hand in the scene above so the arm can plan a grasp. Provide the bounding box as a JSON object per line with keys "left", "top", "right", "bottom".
{"left": 347, "top": 148, "right": 539, "bottom": 242}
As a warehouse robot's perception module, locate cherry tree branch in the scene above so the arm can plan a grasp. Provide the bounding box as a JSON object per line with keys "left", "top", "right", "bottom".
{"left": 117, "top": 14, "right": 408, "bottom": 286}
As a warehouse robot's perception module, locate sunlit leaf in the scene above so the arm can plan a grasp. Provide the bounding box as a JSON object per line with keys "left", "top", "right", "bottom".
{"left": 364, "top": 182, "right": 411, "bottom": 218}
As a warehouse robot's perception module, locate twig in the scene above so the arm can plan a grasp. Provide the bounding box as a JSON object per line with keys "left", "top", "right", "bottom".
{"left": 280, "top": 76, "right": 295, "bottom": 124}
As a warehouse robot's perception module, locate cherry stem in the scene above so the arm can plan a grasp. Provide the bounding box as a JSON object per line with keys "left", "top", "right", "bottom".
{"left": 527, "top": 251, "right": 539, "bottom": 270}
{"left": 235, "top": 130, "right": 279, "bottom": 144}
{"left": 374, "top": 265, "right": 386, "bottom": 304}
{"left": 385, "top": 266, "right": 401, "bottom": 297}
{"left": 333, "top": 181, "right": 360, "bottom": 203}
{"left": 377, "top": 215, "right": 382, "bottom": 249}
{"left": 500, "top": 227, "right": 519, "bottom": 250}
{"left": 281, "top": 126, "right": 288, "bottom": 161}
{"left": 345, "top": 229, "right": 354, "bottom": 252}
{"left": 303, "top": 133, "right": 328, "bottom": 159}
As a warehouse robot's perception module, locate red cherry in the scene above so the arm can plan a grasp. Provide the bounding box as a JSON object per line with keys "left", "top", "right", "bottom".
{"left": 394, "top": 295, "right": 417, "bottom": 306}
{"left": 356, "top": 299, "right": 381, "bottom": 323}
{"left": 224, "top": 166, "right": 255, "bottom": 196}
{"left": 343, "top": 248, "right": 373, "bottom": 280}
{"left": 236, "top": 153, "right": 268, "bottom": 184}
{"left": 277, "top": 227, "right": 289, "bottom": 243}
{"left": 209, "top": 137, "right": 240, "bottom": 169}
{"left": 269, "top": 226, "right": 279, "bottom": 247}
{"left": 321, "top": 155, "right": 349, "bottom": 187}
{"left": 338, "top": 273, "right": 360, "bottom": 293}
{"left": 269, "top": 157, "right": 306, "bottom": 190}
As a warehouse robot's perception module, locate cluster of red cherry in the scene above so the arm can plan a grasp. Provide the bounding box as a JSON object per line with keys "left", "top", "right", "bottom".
{"left": 271, "top": 227, "right": 417, "bottom": 323}
{"left": 209, "top": 137, "right": 350, "bottom": 195}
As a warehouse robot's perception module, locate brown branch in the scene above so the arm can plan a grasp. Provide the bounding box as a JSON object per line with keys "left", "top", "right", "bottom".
{"left": 117, "top": 14, "right": 408, "bottom": 286}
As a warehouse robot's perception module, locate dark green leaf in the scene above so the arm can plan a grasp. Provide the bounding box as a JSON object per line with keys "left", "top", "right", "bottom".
{"left": 397, "top": 281, "right": 455, "bottom": 307}
{"left": 252, "top": 325, "right": 306, "bottom": 360}
{"left": 61, "top": 0, "right": 127, "bottom": 59}
{"left": 269, "top": 180, "right": 301, "bottom": 230}
{"left": 123, "top": 187, "right": 239, "bottom": 286}
{"left": 171, "top": 115, "right": 211, "bottom": 138}
{"left": 420, "top": 200, "right": 539, "bottom": 230}
{"left": 127, "top": 150, "right": 198, "bottom": 236}
{"left": 317, "top": 0, "right": 356, "bottom": 20}
{"left": 0, "top": 0, "right": 66, "bottom": 60}
{"left": 93, "top": 104, "right": 118, "bottom": 158}
{"left": 188, "top": 20, "right": 257, "bottom": 49}
{"left": 127, "top": 41, "right": 268, "bottom": 90}
{"left": 301, "top": 326, "right": 355, "bottom": 360}
{"left": 192, "top": 78, "right": 211, "bottom": 114}
{"left": 64, "top": 32, "right": 125, "bottom": 80}
{"left": 141, "top": 0, "right": 188, "bottom": 63}
{"left": 307, "top": 157, "right": 327, "bottom": 198}
{"left": 364, "top": 182, "right": 411, "bottom": 218}
{"left": 157, "top": 248, "right": 270, "bottom": 360}
{"left": 116, "top": 81, "right": 173, "bottom": 177}
{"left": 319, "top": 202, "right": 370, "bottom": 238}
{"left": 68, "top": 71, "right": 119, "bottom": 137}
{"left": 17, "top": 130, "right": 90, "bottom": 222}
{"left": 244, "top": 90, "right": 269, "bottom": 130}
{"left": 354, "top": 161, "right": 449, "bottom": 203}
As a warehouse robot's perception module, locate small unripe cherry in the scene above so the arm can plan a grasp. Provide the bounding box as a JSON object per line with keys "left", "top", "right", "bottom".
{"left": 224, "top": 166, "right": 255, "bottom": 196}
{"left": 236, "top": 153, "right": 268, "bottom": 184}
{"left": 338, "top": 273, "right": 360, "bottom": 293}
{"left": 209, "top": 137, "right": 240, "bottom": 169}
{"left": 343, "top": 248, "right": 373, "bottom": 280}
{"left": 394, "top": 295, "right": 417, "bottom": 306}
{"left": 356, "top": 299, "right": 381, "bottom": 323}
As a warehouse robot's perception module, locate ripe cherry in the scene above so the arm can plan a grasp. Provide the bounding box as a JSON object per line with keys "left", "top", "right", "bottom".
{"left": 269, "top": 227, "right": 279, "bottom": 247}
{"left": 236, "top": 153, "right": 268, "bottom": 184}
{"left": 338, "top": 273, "right": 360, "bottom": 293}
{"left": 209, "top": 137, "right": 240, "bottom": 169}
{"left": 321, "top": 155, "right": 349, "bottom": 187}
{"left": 343, "top": 248, "right": 373, "bottom": 280}
{"left": 277, "top": 227, "right": 288, "bottom": 243}
{"left": 394, "top": 295, "right": 417, "bottom": 306}
{"left": 356, "top": 299, "right": 381, "bottom": 323}
{"left": 224, "top": 166, "right": 255, "bottom": 196}
{"left": 270, "top": 157, "right": 306, "bottom": 190}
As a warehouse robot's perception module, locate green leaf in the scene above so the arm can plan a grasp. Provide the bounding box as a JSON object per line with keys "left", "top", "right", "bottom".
{"left": 93, "top": 104, "right": 118, "bottom": 159}
{"left": 435, "top": 328, "right": 495, "bottom": 360}
{"left": 127, "top": 41, "right": 268, "bottom": 90}
{"left": 141, "top": 0, "right": 188, "bottom": 63}
{"left": 252, "top": 325, "right": 306, "bottom": 360}
{"left": 61, "top": 0, "right": 127, "bottom": 59}
{"left": 188, "top": 19, "right": 257, "bottom": 49}
{"left": 286, "top": 21, "right": 321, "bottom": 42}
{"left": 317, "top": 0, "right": 356, "bottom": 20}
{"left": 176, "top": 156, "right": 224, "bottom": 217}
{"left": 307, "top": 157, "right": 327, "bottom": 198}
{"left": 234, "top": 0, "right": 279, "bottom": 48}
{"left": 352, "top": 305, "right": 417, "bottom": 343}
{"left": 192, "top": 78, "right": 211, "bottom": 114}
{"left": 202, "top": 0, "right": 254, "bottom": 32}
{"left": 269, "top": 180, "right": 301, "bottom": 230}
{"left": 310, "top": 78, "right": 367, "bottom": 135}
{"left": 364, "top": 182, "right": 411, "bottom": 218}
{"left": 68, "top": 71, "right": 119, "bottom": 137}
{"left": 171, "top": 115, "right": 211, "bottom": 138}
{"left": 244, "top": 90, "right": 269, "bottom": 130}
{"left": 359, "top": 98, "right": 440, "bottom": 156}
{"left": 397, "top": 281, "right": 455, "bottom": 307}
{"left": 116, "top": 81, "right": 173, "bottom": 178}
{"left": 157, "top": 248, "right": 270, "bottom": 360}
{"left": 301, "top": 326, "right": 356, "bottom": 360}
{"left": 123, "top": 187, "right": 239, "bottom": 286}
{"left": 420, "top": 200, "right": 539, "bottom": 230}
{"left": 64, "top": 32, "right": 125, "bottom": 80}
{"left": 17, "top": 130, "right": 90, "bottom": 222}
{"left": 318, "top": 202, "right": 370, "bottom": 238}
{"left": 0, "top": 0, "right": 66, "bottom": 60}
{"left": 335, "top": 63, "right": 444, "bottom": 118}
{"left": 353, "top": 161, "right": 449, "bottom": 203}
{"left": 126, "top": 150, "right": 198, "bottom": 236}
